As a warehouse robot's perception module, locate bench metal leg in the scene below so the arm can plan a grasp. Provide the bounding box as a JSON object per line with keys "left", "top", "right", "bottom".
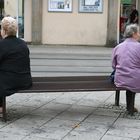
{"left": 115, "top": 90, "right": 120, "bottom": 106}
{"left": 2, "top": 97, "right": 7, "bottom": 122}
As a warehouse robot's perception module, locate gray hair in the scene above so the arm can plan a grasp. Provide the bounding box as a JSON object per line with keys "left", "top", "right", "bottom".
{"left": 124, "top": 24, "right": 139, "bottom": 38}
{"left": 1, "top": 16, "right": 17, "bottom": 36}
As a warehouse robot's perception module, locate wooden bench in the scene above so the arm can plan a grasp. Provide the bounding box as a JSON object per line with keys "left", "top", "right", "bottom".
{"left": 0, "top": 76, "right": 129, "bottom": 122}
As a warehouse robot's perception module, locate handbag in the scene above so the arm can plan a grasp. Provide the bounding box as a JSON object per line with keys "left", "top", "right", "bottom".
{"left": 109, "top": 70, "right": 115, "bottom": 83}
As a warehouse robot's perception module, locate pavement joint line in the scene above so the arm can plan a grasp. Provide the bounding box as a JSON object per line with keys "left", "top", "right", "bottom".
{"left": 20, "top": 104, "right": 74, "bottom": 139}
{"left": 61, "top": 107, "right": 100, "bottom": 140}
{"left": 1, "top": 93, "right": 62, "bottom": 124}
{"left": 99, "top": 111, "right": 122, "bottom": 140}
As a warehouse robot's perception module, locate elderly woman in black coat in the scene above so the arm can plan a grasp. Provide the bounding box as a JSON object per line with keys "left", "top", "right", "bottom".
{"left": 0, "top": 16, "right": 32, "bottom": 111}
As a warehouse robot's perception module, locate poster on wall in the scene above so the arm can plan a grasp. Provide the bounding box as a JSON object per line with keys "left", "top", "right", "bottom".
{"left": 48, "top": 0, "right": 72, "bottom": 12}
{"left": 79, "top": 0, "right": 103, "bottom": 13}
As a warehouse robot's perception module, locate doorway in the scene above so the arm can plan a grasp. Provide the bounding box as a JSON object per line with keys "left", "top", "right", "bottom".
{"left": 0, "top": 0, "right": 4, "bottom": 38}
{"left": 0, "top": 0, "right": 4, "bottom": 20}
{"left": 0, "top": 0, "right": 24, "bottom": 38}
{"left": 119, "top": 0, "right": 138, "bottom": 42}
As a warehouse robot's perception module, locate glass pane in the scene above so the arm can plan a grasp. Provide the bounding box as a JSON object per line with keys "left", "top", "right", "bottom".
{"left": 0, "top": 0, "right": 4, "bottom": 20}
{"left": 0, "top": 0, "right": 4, "bottom": 38}
{"left": 18, "top": 0, "right": 24, "bottom": 38}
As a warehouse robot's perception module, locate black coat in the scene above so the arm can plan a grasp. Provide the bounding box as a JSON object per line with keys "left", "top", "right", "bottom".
{"left": 130, "top": 9, "right": 139, "bottom": 24}
{"left": 0, "top": 36, "right": 32, "bottom": 97}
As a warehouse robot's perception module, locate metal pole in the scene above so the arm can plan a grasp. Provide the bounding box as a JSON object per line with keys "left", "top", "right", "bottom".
{"left": 16, "top": 0, "right": 19, "bottom": 37}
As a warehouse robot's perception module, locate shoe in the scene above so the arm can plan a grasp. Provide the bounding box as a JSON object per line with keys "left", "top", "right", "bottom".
{"left": 0, "top": 107, "right": 2, "bottom": 113}
{"left": 134, "top": 107, "right": 138, "bottom": 112}
{"left": 0, "top": 101, "right": 2, "bottom": 107}
{"left": 127, "top": 107, "right": 138, "bottom": 115}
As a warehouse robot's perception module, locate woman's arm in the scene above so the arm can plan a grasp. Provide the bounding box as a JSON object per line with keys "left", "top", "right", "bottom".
{"left": 112, "top": 47, "right": 117, "bottom": 70}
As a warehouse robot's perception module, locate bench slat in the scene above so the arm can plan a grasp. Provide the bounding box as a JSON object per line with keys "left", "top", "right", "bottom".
{"left": 19, "top": 76, "right": 117, "bottom": 93}
{"left": 32, "top": 76, "right": 110, "bottom": 82}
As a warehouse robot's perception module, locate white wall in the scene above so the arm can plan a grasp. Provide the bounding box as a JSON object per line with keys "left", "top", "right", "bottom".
{"left": 24, "top": 0, "right": 32, "bottom": 42}
{"left": 4, "top": 0, "right": 16, "bottom": 17}
{"left": 42, "top": 0, "right": 108, "bottom": 45}
{"left": 4, "top": 0, "right": 23, "bottom": 17}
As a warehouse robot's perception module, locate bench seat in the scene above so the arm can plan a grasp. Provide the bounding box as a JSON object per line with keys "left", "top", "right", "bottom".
{"left": 20, "top": 76, "right": 117, "bottom": 92}
{"left": 1, "top": 76, "right": 125, "bottom": 121}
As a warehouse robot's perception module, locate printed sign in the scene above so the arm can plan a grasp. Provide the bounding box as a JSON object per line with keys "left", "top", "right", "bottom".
{"left": 79, "top": 0, "right": 103, "bottom": 13}
{"left": 48, "top": 0, "right": 72, "bottom": 12}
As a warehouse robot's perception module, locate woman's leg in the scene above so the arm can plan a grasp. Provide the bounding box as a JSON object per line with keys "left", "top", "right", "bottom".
{"left": 126, "top": 90, "right": 136, "bottom": 115}
{"left": 0, "top": 97, "right": 3, "bottom": 113}
{"left": 0, "top": 97, "right": 3, "bottom": 107}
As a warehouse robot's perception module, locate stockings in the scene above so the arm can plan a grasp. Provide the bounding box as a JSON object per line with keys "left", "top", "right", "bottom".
{"left": 126, "top": 90, "right": 136, "bottom": 114}
{"left": 0, "top": 97, "right": 3, "bottom": 107}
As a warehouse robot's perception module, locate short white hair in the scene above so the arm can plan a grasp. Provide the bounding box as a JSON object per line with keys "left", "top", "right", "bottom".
{"left": 1, "top": 16, "right": 17, "bottom": 36}
{"left": 124, "top": 24, "right": 139, "bottom": 38}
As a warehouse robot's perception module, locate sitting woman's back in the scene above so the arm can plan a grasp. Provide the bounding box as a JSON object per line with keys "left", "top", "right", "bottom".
{"left": 112, "top": 24, "right": 140, "bottom": 92}
{"left": 0, "top": 16, "right": 32, "bottom": 99}
{"left": 112, "top": 24, "right": 140, "bottom": 114}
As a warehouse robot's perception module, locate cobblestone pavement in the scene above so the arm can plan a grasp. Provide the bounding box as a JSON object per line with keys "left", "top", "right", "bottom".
{"left": 0, "top": 45, "right": 140, "bottom": 140}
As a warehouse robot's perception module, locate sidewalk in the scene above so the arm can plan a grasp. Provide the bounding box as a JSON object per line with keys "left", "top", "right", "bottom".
{"left": 29, "top": 45, "right": 112, "bottom": 55}
{"left": 0, "top": 45, "right": 140, "bottom": 140}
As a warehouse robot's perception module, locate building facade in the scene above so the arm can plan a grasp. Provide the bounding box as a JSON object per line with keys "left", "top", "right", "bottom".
{"left": 1, "top": 0, "right": 140, "bottom": 46}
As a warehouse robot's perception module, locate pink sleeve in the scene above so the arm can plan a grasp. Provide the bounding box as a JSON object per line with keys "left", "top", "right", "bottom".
{"left": 112, "top": 47, "right": 117, "bottom": 70}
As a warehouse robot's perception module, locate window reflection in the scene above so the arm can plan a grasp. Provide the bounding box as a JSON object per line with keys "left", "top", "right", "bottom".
{"left": 18, "top": 0, "right": 24, "bottom": 38}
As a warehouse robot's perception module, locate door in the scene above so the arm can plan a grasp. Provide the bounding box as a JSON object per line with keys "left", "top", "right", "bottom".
{"left": 119, "top": 0, "right": 138, "bottom": 42}
{"left": 0, "top": 0, "right": 4, "bottom": 38}
{"left": 17, "top": 0, "right": 24, "bottom": 38}
{"left": 1, "top": 0, "right": 24, "bottom": 38}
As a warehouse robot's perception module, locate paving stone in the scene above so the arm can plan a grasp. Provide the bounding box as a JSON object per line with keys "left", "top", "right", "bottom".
{"left": 113, "top": 118, "right": 140, "bottom": 129}
{"left": 85, "top": 91, "right": 113, "bottom": 101}
{"left": 92, "top": 108, "right": 121, "bottom": 117}
{"left": 5, "top": 105, "right": 37, "bottom": 122}
{"left": 120, "top": 112, "right": 140, "bottom": 120}
{"left": 54, "top": 92, "right": 87, "bottom": 105}
{"left": 41, "top": 102, "right": 71, "bottom": 111}
{"left": 99, "top": 103, "right": 126, "bottom": 112}
{"left": 85, "top": 114, "right": 117, "bottom": 126}
{"left": 76, "top": 98, "right": 102, "bottom": 107}
{"left": 101, "top": 135, "right": 133, "bottom": 140}
{"left": 41, "top": 118, "right": 79, "bottom": 129}
{"left": 30, "top": 127, "right": 71, "bottom": 140}
{"left": 30, "top": 119, "right": 77, "bottom": 139}
{"left": 73, "top": 121, "right": 108, "bottom": 132}
{"left": 30, "top": 108, "right": 62, "bottom": 118}
{"left": 0, "top": 115, "right": 52, "bottom": 136}
{"left": 56, "top": 110, "right": 88, "bottom": 121}
{"left": 106, "top": 126, "right": 140, "bottom": 139}
{"left": 23, "top": 135, "right": 56, "bottom": 140}
{"left": 63, "top": 129, "right": 105, "bottom": 140}
{"left": 0, "top": 131, "right": 25, "bottom": 140}
{"left": 67, "top": 104, "right": 95, "bottom": 114}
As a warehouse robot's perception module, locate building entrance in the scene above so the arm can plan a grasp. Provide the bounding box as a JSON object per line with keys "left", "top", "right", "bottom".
{"left": 0, "top": 0, "right": 4, "bottom": 20}
{"left": 119, "top": 0, "right": 138, "bottom": 42}
{"left": 0, "top": 0, "right": 24, "bottom": 38}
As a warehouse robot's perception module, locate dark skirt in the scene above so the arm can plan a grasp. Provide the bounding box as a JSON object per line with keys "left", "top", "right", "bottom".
{"left": 0, "top": 71, "right": 32, "bottom": 98}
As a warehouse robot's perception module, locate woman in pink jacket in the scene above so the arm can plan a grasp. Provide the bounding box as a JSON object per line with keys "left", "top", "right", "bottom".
{"left": 112, "top": 24, "right": 140, "bottom": 114}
